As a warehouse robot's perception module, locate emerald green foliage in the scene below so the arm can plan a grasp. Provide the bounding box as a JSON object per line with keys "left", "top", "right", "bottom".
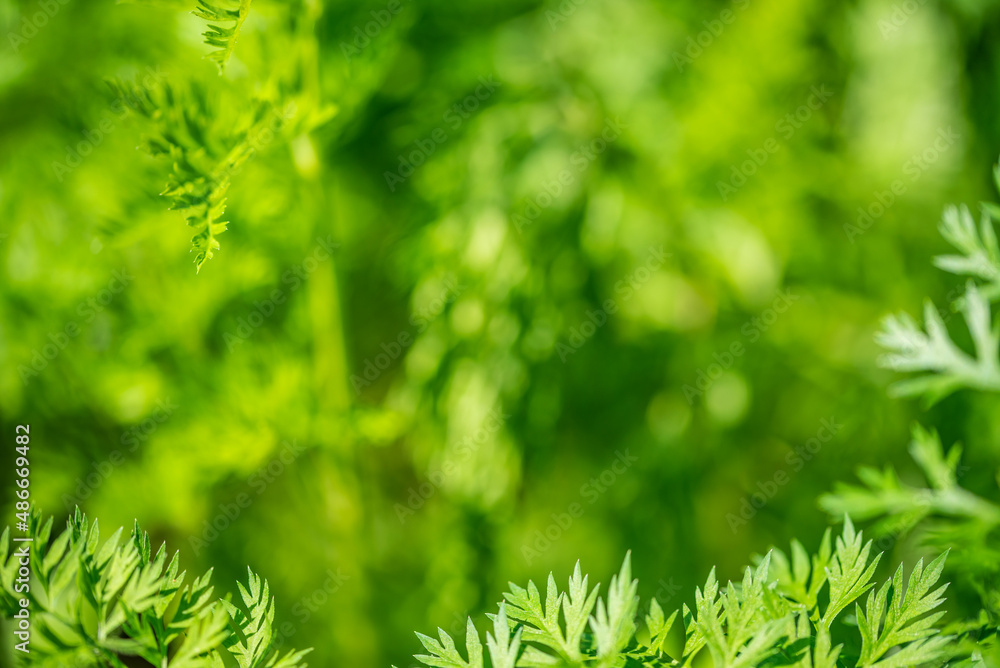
{"left": 877, "top": 164, "right": 1000, "bottom": 401}
{"left": 8, "top": 0, "right": 1000, "bottom": 666}
{"left": 0, "top": 510, "right": 309, "bottom": 667}
{"left": 406, "top": 529, "right": 977, "bottom": 668}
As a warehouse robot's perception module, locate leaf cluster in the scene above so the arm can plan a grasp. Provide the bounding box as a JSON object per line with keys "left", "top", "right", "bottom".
{"left": 405, "top": 522, "right": 975, "bottom": 668}
{"left": 107, "top": 78, "right": 299, "bottom": 271}
{"left": 0, "top": 509, "right": 310, "bottom": 668}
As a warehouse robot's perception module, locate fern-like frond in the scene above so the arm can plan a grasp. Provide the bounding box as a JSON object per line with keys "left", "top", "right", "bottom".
{"left": 876, "top": 282, "right": 1000, "bottom": 401}
{"left": 876, "top": 157, "right": 1000, "bottom": 402}
{"left": 117, "top": 0, "right": 336, "bottom": 271}
{"left": 857, "top": 552, "right": 951, "bottom": 665}
{"left": 485, "top": 603, "right": 522, "bottom": 668}
{"left": 770, "top": 528, "right": 831, "bottom": 614}
{"left": 108, "top": 78, "right": 294, "bottom": 271}
{"left": 644, "top": 596, "right": 677, "bottom": 656}
{"left": 688, "top": 554, "right": 797, "bottom": 668}
{"left": 411, "top": 617, "right": 484, "bottom": 668}
{"left": 193, "top": 0, "right": 253, "bottom": 72}
{"left": 408, "top": 603, "right": 521, "bottom": 668}
{"left": 820, "top": 426, "right": 1000, "bottom": 529}
{"left": 822, "top": 515, "right": 882, "bottom": 630}
{"left": 935, "top": 182, "right": 1000, "bottom": 300}
{"left": 588, "top": 552, "right": 639, "bottom": 662}
{"left": 502, "top": 560, "right": 600, "bottom": 664}
{"left": 220, "top": 567, "right": 312, "bottom": 668}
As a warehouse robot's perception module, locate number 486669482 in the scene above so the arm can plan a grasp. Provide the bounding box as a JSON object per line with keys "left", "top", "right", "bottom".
{"left": 15, "top": 425, "right": 29, "bottom": 523}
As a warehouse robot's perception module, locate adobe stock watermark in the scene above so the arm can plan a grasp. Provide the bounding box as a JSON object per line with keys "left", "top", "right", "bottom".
{"left": 438, "top": 609, "right": 476, "bottom": 644}
{"left": 272, "top": 568, "right": 351, "bottom": 653}
{"left": 340, "top": 0, "right": 406, "bottom": 61}
{"left": 545, "top": 0, "right": 589, "bottom": 29}
{"left": 521, "top": 449, "right": 638, "bottom": 565}
{"left": 224, "top": 236, "right": 339, "bottom": 351}
{"left": 557, "top": 245, "right": 670, "bottom": 362}
{"left": 195, "top": 101, "right": 299, "bottom": 200}
{"left": 843, "top": 127, "right": 959, "bottom": 243}
{"left": 51, "top": 66, "right": 167, "bottom": 182}
{"left": 395, "top": 405, "right": 510, "bottom": 523}
{"left": 717, "top": 84, "right": 833, "bottom": 201}
{"left": 726, "top": 417, "right": 842, "bottom": 533}
{"left": 868, "top": 506, "right": 929, "bottom": 554}
{"left": 683, "top": 290, "right": 799, "bottom": 404}
{"left": 60, "top": 399, "right": 179, "bottom": 510}
{"left": 384, "top": 76, "right": 501, "bottom": 192}
{"left": 650, "top": 577, "right": 683, "bottom": 610}
{"left": 512, "top": 117, "right": 627, "bottom": 234}
{"left": 221, "top": 101, "right": 299, "bottom": 179}
{"left": 878, "top": 0, "right": 930, "bottom": 38}
{"left": 7, "top": 0, "right": 71, "bottom": 52}
{"left": 671, "top": 0, "right": 751, "bottom": 72}
{"left": 350, "top": 275, "right": 465, "bottom": 394}
{"left": 18, "top": 269, "right": 134, "bottom": 384}
{"left": 189, "top": 439, "right": 307, "bottom": 555}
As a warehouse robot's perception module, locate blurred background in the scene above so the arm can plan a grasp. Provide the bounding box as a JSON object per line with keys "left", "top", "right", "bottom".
{"left": 2, "top": 0, "right": 1000, "bottom": 665}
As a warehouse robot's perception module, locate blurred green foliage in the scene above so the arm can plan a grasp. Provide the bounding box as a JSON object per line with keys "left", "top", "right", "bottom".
{"left": 3, "top": 0, "right": 1000, "bottom": 665}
